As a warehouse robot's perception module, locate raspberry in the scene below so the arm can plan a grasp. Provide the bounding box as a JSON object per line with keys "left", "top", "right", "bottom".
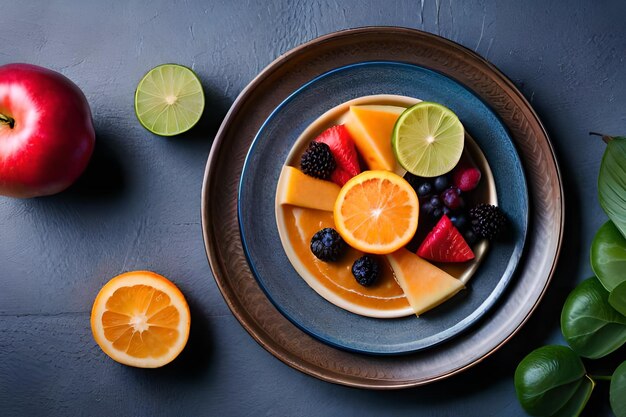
{"left": 453, "top": 166, "right": 481, "bottom": 192}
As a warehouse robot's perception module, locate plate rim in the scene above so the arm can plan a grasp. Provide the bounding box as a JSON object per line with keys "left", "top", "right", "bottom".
{"left": 201, "top": 26, "right": 564, "bottom": 388}
{"left": 236, "top": 64, "right": 529, "bottom": 355}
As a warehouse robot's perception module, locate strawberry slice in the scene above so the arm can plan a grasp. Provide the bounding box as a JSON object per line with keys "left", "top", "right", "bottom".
{"left": 417, "top": 215, "right": 475, "bottom": 262}
{"left": 330, "top": 167, "right": 353, "bottom": 187}
{"left": 314, "top": 125, "right": 360, "bottom": 186}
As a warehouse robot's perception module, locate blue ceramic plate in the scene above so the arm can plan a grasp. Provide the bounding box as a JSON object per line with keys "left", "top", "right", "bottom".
{"left": 238, "top": 61, "right": 528, "bottom": 355}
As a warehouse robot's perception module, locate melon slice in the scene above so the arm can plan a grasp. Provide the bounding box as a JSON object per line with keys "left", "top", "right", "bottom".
{"left": 344, "top": 105, "right": 406, "bottom": 172}
{"left": 276, "top": 166, "right": 341, "bottom": 212}
{"left": 386, "top": 248, "right": 464, "bottom": 316}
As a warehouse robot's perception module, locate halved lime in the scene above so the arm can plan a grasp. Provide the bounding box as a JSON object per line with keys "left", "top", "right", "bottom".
{"left": 134, "top": 64, "right": 205, "bottom": 136}
{"left": 392, "top": 102, "right": 465, "bottom": 177}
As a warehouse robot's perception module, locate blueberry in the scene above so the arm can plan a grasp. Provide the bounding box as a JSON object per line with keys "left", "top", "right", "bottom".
{"left": 417, "top": 182, "right": 433, "bottom": 197}
{"left": 442, "top": 206, "right": 452, "bottom": 216}
{"left": 450, "top": 214, "right": 468, "bottom": 230}
{"left": 430, "top": 196, "right": 442, "bottom": 208}
{"left": 352, "top": 255, "right": 380, "bottom": 287}
{"left": 442, "top": 187, "right": 464, "bottom": 210}
{"left": 310, "top": 228, "right": 345, "bottom": 261}
{"left": 404, "top": 173, "right": 420, "bottom": 189}
{"left": 421, "top": 202, "right": 434, "bottom": 215}
{"left": 434, "top": 176, "right": 450, "bottom": 192}
{"left": 464, "top": 229, "right": 478, "bottom": 245}
{"left": 432, "top": 208, "right": 443, "bottom": 218}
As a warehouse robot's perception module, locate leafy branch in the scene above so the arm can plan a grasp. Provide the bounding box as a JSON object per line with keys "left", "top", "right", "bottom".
{"left": 514, "top": 135, "right": 626, "bottom": 417}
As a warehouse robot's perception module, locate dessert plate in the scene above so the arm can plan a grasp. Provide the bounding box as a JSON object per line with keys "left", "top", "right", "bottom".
{"left": 273, "top": 94, "right": 496, "bottom": 320}
{"left": 238, "top": 63, "right": 528, "bottom": 354}
{"left": 202, "top": 27, "right": 563, "bottom": 387}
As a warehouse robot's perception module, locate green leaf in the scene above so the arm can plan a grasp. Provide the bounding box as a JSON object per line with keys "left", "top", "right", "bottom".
{"left": 514, "top": 345, "right": 591, "bottom": 416}
{"left": 590, "top": 220, "right": 626, "bottom": 291}
{"left": 552, "top": 375, "right": 595, "bottom": 417}
{"left": 609, "top": 281, "right": 626, "bottom": 316}
{"left": 611, "top": 361, "right": 626, "bottom": 417}
{"left": 561, "top": 277, "right": 626, "bottom": 358}
{"left": 599, "top": 137, "right": 626, "bottom": 239}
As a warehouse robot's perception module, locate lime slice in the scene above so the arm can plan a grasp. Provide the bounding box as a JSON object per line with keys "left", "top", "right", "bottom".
{"left": 134, "top": 64, "right": 205, "bottom": 136}
{"left": 392, "top": 102, "right": 465, "bottom": 177}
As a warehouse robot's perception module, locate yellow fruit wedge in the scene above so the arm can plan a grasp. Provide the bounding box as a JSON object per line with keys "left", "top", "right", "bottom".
{"left": 276, "top": 166, "right": 341, "bottom": 212}
{"left": 344, "top": 105, "right": 406, "bottom": 172}
{"left": 386, "top": 249, "right": 464, "bottom": 315}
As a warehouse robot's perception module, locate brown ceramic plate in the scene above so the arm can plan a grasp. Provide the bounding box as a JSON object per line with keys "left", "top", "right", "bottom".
{"left": 201, "top": 27, "right": 563, "bottom": 388}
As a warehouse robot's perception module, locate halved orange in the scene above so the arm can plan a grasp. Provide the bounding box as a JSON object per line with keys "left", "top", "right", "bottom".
{"left": 91, "top": 271, "right": 191, "bottom": 368}
{"left": 333, "top": 170, "right": 419, "bottom": 254}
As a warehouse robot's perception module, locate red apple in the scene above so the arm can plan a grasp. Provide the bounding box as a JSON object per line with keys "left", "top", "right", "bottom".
{"left": 0, "top": 63, "right": 95, "bottom": 198}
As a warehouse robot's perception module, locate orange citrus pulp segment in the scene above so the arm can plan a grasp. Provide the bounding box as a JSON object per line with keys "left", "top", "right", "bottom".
{"left": 91, "top": 271, "right": 191, "bottom": 368}
{"left": 333, "top": 170, "right": 419, "bottom": 254}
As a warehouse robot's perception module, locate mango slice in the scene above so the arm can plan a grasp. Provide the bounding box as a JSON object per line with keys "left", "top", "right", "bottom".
{"left": 344, "top": 105, "right": 406, "bottom": 172}
{"left": 276, "top": 166, "right": 340, "bottom": 212}
{"left": 386, "top": 248, "right": 464, "bottom": 316}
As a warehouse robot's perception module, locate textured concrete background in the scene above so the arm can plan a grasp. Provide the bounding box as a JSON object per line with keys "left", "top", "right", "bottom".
{"left": 1, "top": 1, "right": 624, "bottom": 416}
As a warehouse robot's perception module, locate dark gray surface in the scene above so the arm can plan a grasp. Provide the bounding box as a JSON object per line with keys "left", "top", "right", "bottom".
{"left": 0, "top": 1, "right": 623, "bottom": 416}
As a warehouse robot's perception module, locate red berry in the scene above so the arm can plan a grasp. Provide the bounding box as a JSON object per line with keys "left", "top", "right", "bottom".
{"left": 330, "top": 167, "right": 353, "bottom": 186}
{"left": 417, "top": 215, "right": 475, "bottom": 262}
{"left": 314, "top": 125, "right": 361, "bottom": 186}
{"left": 453, "top": 166, "right": 481, "bottom": 192}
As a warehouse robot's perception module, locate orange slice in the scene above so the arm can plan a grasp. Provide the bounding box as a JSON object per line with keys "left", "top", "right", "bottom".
{"left": 91, "top": 271, "right": 191, "bottom": 368}
{"left": 333, "top": 170, "right": 419, "bottom": 254}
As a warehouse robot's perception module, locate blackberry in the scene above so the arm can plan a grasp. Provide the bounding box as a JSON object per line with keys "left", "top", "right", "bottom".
{"left": 301, "top": 142, "right": 335, "bottom": 179}
{"left": 470, "top": 204, "right": 507, "bottom": 240}
{"left": 310, "top": 228, "right": 345, "bottom": 261}
{"left": 351, "top": 255, "right": 380, "bottom": 287}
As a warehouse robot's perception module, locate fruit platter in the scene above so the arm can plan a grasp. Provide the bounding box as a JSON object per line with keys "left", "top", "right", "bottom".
{"left": 275, "top": 94, "right": 505, "bottom": 319}
{"left": 238, "top": 61, "right": 529, "bottom": 355}
{"left": 206, "top": 27, "right": 562, "bottom": 385}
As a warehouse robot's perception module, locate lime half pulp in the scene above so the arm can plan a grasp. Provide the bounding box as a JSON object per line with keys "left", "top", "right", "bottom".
{"left": 392, "top": 102, "right": 465, "bottom": 177}
{"left": 134, "top": 64, "right": 205, "bottom": 136}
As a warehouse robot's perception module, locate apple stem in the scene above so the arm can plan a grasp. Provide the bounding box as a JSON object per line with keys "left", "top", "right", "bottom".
{"left": 0, "top": 113, "right": 14, "bottom": 129}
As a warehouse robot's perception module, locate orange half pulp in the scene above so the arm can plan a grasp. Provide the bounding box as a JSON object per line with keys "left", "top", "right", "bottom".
{"left": 90, "top": 271, "right": 191, "bottom": 368}
{"left": 333, "top": 170, "right": 419, "bottom": 254}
